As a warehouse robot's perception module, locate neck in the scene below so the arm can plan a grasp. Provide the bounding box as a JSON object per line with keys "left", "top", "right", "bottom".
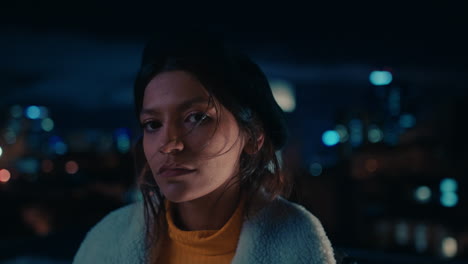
{"left": 171, "top": 183, "right": 241, "bottom": 231}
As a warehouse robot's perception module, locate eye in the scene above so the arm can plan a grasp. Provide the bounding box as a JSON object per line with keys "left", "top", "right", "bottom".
{"left": 141, "top": 120, "right": 161, "bottom": 133}
{"left": 187, "top": 112, "right": 210, "bottom": 124}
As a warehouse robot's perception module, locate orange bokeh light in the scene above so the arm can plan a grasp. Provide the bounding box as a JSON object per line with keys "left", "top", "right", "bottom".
{"left": 0, "top": 169, "right": 11, "bottom": 183}
{"left": 65, "top": 161, "right": 79, "bottom": 174}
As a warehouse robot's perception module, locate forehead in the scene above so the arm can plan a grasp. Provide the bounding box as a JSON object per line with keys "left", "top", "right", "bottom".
{"left": 142, "top": 71, "right": 210, "bottom": 107}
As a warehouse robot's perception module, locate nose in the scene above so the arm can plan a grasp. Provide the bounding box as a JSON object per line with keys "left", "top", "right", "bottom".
{"left": 158, "top": 123, "right": 185, "bottom": 155}
{"left": 159, "top": 137, "right": 184, "bottom": 154}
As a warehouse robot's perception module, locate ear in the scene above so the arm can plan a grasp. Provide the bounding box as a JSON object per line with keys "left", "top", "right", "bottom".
{"left": 243, "top": 133, "right": 265, "bottom": 155}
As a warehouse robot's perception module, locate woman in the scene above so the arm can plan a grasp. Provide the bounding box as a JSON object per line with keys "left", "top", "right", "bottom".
{"left": 73, "top": 30, "right": 336, "bottom": 264}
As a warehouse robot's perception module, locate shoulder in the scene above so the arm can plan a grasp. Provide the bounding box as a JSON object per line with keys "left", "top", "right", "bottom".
{"left": 234, "top": 196, "right": 336, "bottom": 264}
{"left": 73, "top": 202, "right": 146, "bottom": 264}
{"left": 268, "top": 197, "right": 331, "bottom": 237}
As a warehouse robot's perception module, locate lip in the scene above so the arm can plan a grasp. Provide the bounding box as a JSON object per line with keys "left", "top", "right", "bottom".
{"left": 158, "top": 168, "right": 196, "bottom": 178}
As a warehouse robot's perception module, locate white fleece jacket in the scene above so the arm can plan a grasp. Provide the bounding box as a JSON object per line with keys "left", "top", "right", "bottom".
{"left": 73, "top": 197, "right": 336, "bottom": 264}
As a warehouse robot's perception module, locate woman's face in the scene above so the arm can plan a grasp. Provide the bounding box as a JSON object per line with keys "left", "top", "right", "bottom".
{"left": 140, "top": 70, "right": 246, "bottom": 203}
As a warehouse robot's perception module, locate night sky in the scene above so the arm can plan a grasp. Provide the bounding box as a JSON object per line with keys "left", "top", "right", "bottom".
{"left": 2, "top": 1, "right": 468, "bottom": 162}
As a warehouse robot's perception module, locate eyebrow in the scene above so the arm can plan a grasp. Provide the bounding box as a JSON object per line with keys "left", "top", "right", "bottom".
{"left": 140, "top": 96, "right": 211, "bottom": 117}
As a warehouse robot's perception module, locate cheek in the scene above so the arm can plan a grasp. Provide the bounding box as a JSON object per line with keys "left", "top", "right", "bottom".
{"left": 142, "top": 136, "right": 161, "bottom": 169}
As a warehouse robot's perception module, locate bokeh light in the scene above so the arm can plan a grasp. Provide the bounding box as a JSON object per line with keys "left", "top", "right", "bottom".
{"left": 41, "top": 118, "right": 54, "bottom": 132}
{"left": 441, "top": 237, "right": 458, "bottom": 258}
{"left": 399, "top": 113, "right": 416, "bottom": 128}
{"left": 414, "top": 186, "right": 431, "bottom": 203}
{"left": 369, "top": 70, "right": 393, "bottom": 86}
{"left": 440, "top": 192, "right": 458, "bottom": 207}
{"left": 49, "top": 136, "right": 68, "bottom": 155}
{"left": 270, "top": 79, "right": 296, "bottom": 112}
{"left": 322, "top": 130, "right": 340, "bottom": 146}
{"left": 0, "top": 146, "right": 3, "bottom": 157}
{"left": 0, "top": 169, "right": 11, "bottom": 183}
{"left": 25, "top": 106, "right": 41, "bottom": 119}
{"left": 65, "top": 161, "right": 79, "bottom": 174}
{"left": 309, "top": 162, "right": 323, "bottom": 176}
{"left": 335, "top": 125, "right": 349, "bottom": 143}
{"left": 115, "top": 128, "right": 131, "bottom": 153}
{"left": 368, "top": 125, "right": 384, "bottom": 143}
{"left": 440, "top": 178, "right": 458, "bottom": 192}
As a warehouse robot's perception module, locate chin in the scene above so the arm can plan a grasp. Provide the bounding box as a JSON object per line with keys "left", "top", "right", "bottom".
{"left": 162, "top": 188, "right": 200, "bottom": 204}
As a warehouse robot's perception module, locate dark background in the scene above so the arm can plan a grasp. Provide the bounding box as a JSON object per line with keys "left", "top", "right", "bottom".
{"left": 1, "top": 1, "right": 468, "bottom": 263}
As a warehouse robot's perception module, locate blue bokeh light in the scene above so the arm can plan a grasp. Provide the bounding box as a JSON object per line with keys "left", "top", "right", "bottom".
{"left": 25, "top": 106, "right": 41, "bottom": 119}
{"left": 115, "top": 128, "right": 131, "bottom": 153}
{"left": 48, "top": 136, "right": 67, "bottom": 155}
{"left": 322, "top": 130, "right": 340, "bottom": 146}
{"left": 309, "top": 162, "right": 323, "bottom": 176}
{"left": 440, "top": 178, "right": 458, "bottom": 192}
{"left": 368, "top": 125, "right": 384, "bottom": 143}
{"left": 440, "top": 192, "right": 458, "bottom": 207}
{"left": 400, "top": 114, "right": 416, "bottom": 128}
{"left": 369, "top": 71, "right": 393, "bottom": 86}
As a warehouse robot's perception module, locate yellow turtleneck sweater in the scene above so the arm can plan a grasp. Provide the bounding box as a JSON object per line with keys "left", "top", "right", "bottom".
{"left": 159, "top": 199, "right": 244, "bottom": 264}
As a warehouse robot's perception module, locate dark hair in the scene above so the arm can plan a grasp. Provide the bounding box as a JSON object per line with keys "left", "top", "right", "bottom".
{"left": 132, "top": 30, "right": 291, "bottom": 262}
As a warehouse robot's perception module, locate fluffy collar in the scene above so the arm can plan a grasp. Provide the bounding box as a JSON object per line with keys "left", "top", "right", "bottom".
{"left": 73, "top": 196, "right": 336, "bottom": 264}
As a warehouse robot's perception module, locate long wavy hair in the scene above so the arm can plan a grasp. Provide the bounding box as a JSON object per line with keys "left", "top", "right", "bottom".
{"left": 132, "top": 31, "right": 292, "bottom": 262}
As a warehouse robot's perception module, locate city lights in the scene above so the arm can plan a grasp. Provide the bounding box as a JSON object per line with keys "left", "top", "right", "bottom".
{"left": 309, "top": 162, "right": 323, "bottom": 176}
{"left": 26, "top": 105, "right": 41, "bottom": 119}
{"left": 440, "top": 192, "right": 458, "bottom": 207}
{"left": 41, "top": 118, "right": 54, "bottom": 132}
{"left": 49, "top": 136, "right": 68, "bottom": 155}
{"left": 441, "top": 237, "right": 458, "bottom": 258}
{"left": 368, "top": 125, "right": 384, "bottom": 143}
{"left": 335, "top": 125, "right": 349, "bottom": 143}
{"left": 322, "top": 130, "right": 340, "bottom": 146}
{"left": 414, "top": 186, "right": 431, "bottom": 203}
{"left": 369, "top": 70, "right": 393, "bottom": 86}
{"left": 440, "top": 178, "right": 458, "bottom": 207}
{"left": 399, "top": 114, "right": 416, "bottom": 128}
{"left": 0, "top": 169, "right": 11, "bottom": 183}
{"left": 270, "top": 79, "right": 296, "bottom": 112}
{"left": 115, "top": 128, "right": 131, "bottom": 153}
{"left": 440, "top": 178, "right": 458, "bottom": 192}
{"left": 65, "top": 161, "right": 79, "bottom": 174}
